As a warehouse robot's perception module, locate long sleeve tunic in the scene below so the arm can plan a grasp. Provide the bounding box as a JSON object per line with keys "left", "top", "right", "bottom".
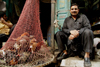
{"left": 62, "top": 14, "right": 91, "bottom": 35}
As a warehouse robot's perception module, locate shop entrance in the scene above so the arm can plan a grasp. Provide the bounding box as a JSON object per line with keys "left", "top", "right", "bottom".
{"left": 40, "top": 1, "right": 51, "bottom": 40}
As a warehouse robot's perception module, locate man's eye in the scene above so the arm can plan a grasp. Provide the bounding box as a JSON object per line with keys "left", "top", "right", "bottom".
{"left": 71, "top": 8, "right": 74, "bottom": 10}
{"left": 75, "top": 8, "right": 78, "bottom": 10}
{"left": 71, "top": 8, "right": 78, "bottom": 10}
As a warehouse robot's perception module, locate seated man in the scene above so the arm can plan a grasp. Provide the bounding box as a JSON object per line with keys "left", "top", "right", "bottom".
{"left": 0, "top": 12, "right": 14, "bottom": 48}
{"left": 55, "top": 3, "right": 93, "bottom": 66}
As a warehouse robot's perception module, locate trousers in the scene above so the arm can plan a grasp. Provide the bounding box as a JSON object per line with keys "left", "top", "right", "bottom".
{"left": 55, "top": 29, "right": 94, "bottom": 54}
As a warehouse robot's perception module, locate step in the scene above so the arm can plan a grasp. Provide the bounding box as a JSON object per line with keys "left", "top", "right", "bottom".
{"left": 60, "top": 56, "right": 100, "bottom": 67}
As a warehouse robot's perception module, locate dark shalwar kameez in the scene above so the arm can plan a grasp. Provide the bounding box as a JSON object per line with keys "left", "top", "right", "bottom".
{"left": 55, "top": 14, "right": 94, "bottom": 57}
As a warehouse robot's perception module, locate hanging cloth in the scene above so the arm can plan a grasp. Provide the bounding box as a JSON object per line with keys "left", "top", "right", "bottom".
{"left": 0, "top": 1, "right": 6, "bottom": 12}
{"left": 2, "top": 0, "right": 13, "bottom": 18}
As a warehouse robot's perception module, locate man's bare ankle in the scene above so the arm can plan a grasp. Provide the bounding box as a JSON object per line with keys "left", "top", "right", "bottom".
{"left": 84, "top": 52, "right": 90, "bottom": 58}
{"left": 63, "top": 50, "right": 67, "bottom": 54}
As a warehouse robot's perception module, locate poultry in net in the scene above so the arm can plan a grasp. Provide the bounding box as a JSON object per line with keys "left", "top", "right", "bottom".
{"left": 0, "top": 0, "right": 54, "bottom": 66}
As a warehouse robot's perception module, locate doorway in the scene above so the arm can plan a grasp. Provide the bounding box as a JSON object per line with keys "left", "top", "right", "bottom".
{"left": 40, "top": 1, "right": 51, "bottom": 40}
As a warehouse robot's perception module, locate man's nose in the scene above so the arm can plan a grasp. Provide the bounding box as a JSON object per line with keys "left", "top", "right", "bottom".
{"left": 72, "top": 10, "right": 76, "bottom": 11}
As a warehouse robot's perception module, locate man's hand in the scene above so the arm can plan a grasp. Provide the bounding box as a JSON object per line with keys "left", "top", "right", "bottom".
{"left": 69, "top": 30, "right": 79, "bottom": 40}
{"left": 0, "top": 17, "right": 13, "bottom": 28}
{"left": 0, "top": 18, "right": 4, "bottom": 22}
{"left": 69, "top": 35, "right": 75, "bottom": 40}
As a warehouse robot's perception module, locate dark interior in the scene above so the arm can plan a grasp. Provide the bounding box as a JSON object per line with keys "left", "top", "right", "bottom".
{"left": 72, "top": 0, "right": 100, "bottom": 25}
{"left": 40, "top": 1, "right": 51, "bottom": 39}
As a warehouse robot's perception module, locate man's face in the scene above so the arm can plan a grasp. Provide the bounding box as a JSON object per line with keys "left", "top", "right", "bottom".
{"left": 3, "top": 14, "right": 8, "bottom": 21}
{"left": 70, "top": 5, "right": 79, "bottom": 16}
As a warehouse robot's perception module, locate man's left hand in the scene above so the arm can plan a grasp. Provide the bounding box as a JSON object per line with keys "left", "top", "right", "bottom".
{"left": 69, "top": 35, "right": 75, "bottom": 40}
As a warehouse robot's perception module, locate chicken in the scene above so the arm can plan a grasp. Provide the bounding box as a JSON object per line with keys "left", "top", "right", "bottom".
{"left": 16, "top": 32, "right": 30, "bottom": 41}
{"left": 29, "top": 35, "right": 35, "bottom": 39}
{"left": 35, "top": 41, "right": 44, "bottom": 51}
{"left": 4, "top": 50, "right": 19, "bottom": 65}
{"left": 0, "top": 49, "right": 6, "bottom": 59}
{"left": 12, "top": 32, "right": 30, "bottom": 42}
{"left": 29, "top": 38, "right": 37, "bottom": 53}
{"left": 18, "top": 52, "right": 30, "bottom": 63}
{"left": 14, "top": 43, "right": 20, "bottom": 50}
{"left": 9, "top": 58, "right": 18, "bottom": 65}
{"left": 16, "top": 34, "right": 30, "bottom": 45}
{"left": 13, "top": 32, "right": 30, "bottom": 53}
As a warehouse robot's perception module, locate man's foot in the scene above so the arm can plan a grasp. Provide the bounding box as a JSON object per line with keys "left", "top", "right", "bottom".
{"left": 57, "top": 53, "right": 68, "bottom": 61}
{"left": 84, "top": 58, "right": 91, "bottom": 67}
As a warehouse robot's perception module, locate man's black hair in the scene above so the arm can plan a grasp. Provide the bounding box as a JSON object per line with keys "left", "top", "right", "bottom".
{"left": 0, "top": 11, "right": 6, "bottom": 18}
{"left": 70, "top": 3, "right": 79, "bottom": 9}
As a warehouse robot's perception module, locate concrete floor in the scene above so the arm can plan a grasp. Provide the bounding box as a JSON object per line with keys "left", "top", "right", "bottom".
{"left": 60, "top": 55, "right": 100, "bottom": 67}
{"left": 52, "top": 47, "right": 100, "bottom": 67}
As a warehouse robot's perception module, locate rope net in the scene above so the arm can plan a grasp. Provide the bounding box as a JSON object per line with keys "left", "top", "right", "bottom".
{"left": 0, "top": 0, "right": 53, "bottom": 66}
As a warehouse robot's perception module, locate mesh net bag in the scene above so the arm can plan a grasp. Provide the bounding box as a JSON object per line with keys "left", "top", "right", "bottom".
{"left": 0, "top": 0, "right": 54, "bottom": 67}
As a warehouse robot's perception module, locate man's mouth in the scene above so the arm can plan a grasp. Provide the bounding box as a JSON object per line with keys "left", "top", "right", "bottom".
{"left": 72, "top": 11, "right": 77, "bottom": 13}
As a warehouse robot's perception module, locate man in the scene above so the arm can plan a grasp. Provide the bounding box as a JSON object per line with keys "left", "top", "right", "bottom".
{"left": 0, "top": 12, "right": 13, "bottom": 35}
{"left": 55, "top": 3, "right": 93, "bottom": 66}
{"left": 0, "top": 12, "right": 14, "bottom": 48}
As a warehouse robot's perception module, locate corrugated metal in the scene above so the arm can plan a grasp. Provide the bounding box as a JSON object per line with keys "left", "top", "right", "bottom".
{"left": 55, "top": 0, "right": 71, "bottom": 33}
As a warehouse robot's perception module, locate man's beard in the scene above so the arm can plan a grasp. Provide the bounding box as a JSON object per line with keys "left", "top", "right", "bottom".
{"left": 71, "top": 12, "right": 78, "bottom": 16}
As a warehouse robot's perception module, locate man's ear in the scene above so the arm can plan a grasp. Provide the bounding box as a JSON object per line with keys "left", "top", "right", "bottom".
{"left": 78, "top": 9, "right": 79, "bottom": 12}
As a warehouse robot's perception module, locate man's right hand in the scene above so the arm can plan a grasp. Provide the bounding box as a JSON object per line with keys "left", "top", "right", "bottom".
{"left": 69, "top": 30, "right": 79, "bottom": 40}
{"left": 0, "top": 18, "right": 4, "bottom": 22}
